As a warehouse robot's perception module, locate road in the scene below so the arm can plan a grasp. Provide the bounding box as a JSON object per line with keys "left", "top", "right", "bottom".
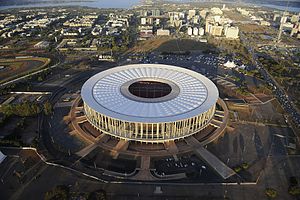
{"left": 240, "top": 32, "right": 300, "bottom": 128}
{"left": 0, "top": 55, "right": 61, "bottom": 88}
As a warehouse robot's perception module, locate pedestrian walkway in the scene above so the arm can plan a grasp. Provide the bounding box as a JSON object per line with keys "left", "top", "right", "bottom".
{"left": 185, "top": 136, "right": 236, "bottom": 179}
{"left": 75, "top": 134, "right": 109, "bottom": 157}
{"left": 132, "top": 156, "right": 158, "bottom": 181}
{"left": 110, "top": 140, "right": 129, "bottom": 159}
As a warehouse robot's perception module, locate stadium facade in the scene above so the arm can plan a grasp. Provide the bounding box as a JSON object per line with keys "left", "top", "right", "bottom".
{"left": 81, "top": 64, "right": 219, "bottom": 143}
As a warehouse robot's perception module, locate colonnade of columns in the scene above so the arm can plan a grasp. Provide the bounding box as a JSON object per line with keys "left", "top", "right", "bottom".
{"left": 84, "top": 103, "right": 215, "bottom": 142}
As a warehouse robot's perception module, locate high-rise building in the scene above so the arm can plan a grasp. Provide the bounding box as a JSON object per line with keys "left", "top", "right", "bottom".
{"left": 200, "top": 9, "right": 208, "bottom": 19}
{"left": 225, "top": 27, "right": 239, "bottom": 39}
{"left": 188, "top": 27, "right": 193, "bottom": 36}
{"left": 211, "top": 25, "right": 223, "bottom": 36}
{"left": 188, "top": 10, "right": 196, "bottom": 19}
{"left": 193, "top": 27, "right": 199, "bottom": 36}
{"left": 141, "top": 17, "right": 147, "bottom": 25}
{"left": 199, "top": 27, "right": 205, "bottom": 36}
{"left": 291, "top": 15, "right": 299, "bottom": 23}
{"left": 152, "top": 9, "right": 161, "bottom": 16}
{"left": 140, "top": 10, "right": 148, "bottom": 17}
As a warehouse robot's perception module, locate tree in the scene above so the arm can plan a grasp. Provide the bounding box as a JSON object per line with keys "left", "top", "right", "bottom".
{"left": 265, "top": 188, "right": 277, "bottom": 198}
{"left": 0, "top": 101, "right": 41, "bottom": 117}
{"left": 288, "top": 177, "right": 300, "bottom": 196}
{"left": 44, "top": 185, "right": 69, "bottom": 200}
{"left": 38, "top": 76, "right": 43, "bottom": 82}
{"left": 88, "top": 189, "right": 107, "bottom": 200}
{"left": 43, "top": 101, "right": 53, "bottom": 116}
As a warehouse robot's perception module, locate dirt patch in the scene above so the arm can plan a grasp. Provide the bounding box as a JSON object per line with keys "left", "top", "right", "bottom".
{"left": 127, "top": 37, "right": 172, "bottom": 53}
{"left": 155, "top": 39, "right": 216, "bottom": 53}
{"left": 128, "top": 38, "right": 216, "bottom": 54}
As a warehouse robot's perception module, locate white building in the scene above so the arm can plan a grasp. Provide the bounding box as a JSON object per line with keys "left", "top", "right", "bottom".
{"left": 141, "top": 17, "right": 147, "bottom": 25}
{"left": 157, "top": 29, "right": 170, "bottom": 36}
{"left": 155, "top": 18, "right": 160, "bottom": 25}
{"left": 211, "top": 7, "right": 223, "bottom": 15}
{"left": 260, "top": 21, "right": 271, "bottom": 26}
{"left": 152, "top": 9, "right": 161, "bottom": 17}
{"left": 200, "top": 9, "right": 208, "bottom": 19}
{"left": 225, "top": 27, "right": 239, "bottom": 39}
{"left": 193, "top": 27, "right": 199, "bottom": 36}
{"left": 188, "top": 27, "right": 193, "bottom": 36}
{"left": 199, "top": 27, "right": 205, "bottom": 36}
{"left": 291, "top": 15, "right": 299, "bottom": 23}
{"left": 188, "top": 10, "right": 196, "bottom": 19}
{"left": 224, "top": 61, "right": 236, "bottom": 68}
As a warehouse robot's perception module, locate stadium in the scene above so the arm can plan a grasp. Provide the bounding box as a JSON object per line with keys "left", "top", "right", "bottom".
{"left": 81, "top": 64, "right": 219, "bottom": 143}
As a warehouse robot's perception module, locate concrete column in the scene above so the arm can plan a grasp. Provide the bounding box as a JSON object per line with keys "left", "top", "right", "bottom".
{"left": 140, "top": 123, "right": 143, "bottom": 139}
{"left": 135, "top": 123, "right": 138, "bottom": 138}
{"left": 146, "top": 124, "right": 149, "bottom": 140}
{"left": 156, "top": 123, "right": 159, "bottom": 139}
{"left": 151, "top": 123, "right": 154, "bottom": 139}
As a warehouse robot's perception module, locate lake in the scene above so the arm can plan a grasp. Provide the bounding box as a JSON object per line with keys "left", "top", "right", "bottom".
{"left": 0, "top": 0, "right": 141, "bottom": 10}
{"left": 0, "top": 0, "right": 299, "bottom": 13}
{"left": 261, "top": 4, "right": 300, "bottom": 12}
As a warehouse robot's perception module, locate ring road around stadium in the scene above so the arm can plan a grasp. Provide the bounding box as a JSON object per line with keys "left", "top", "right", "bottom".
{"left": 81, "top": 64, "right": 219, "bottom": 143}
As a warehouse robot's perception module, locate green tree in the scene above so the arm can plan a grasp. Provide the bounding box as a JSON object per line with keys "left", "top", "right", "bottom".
{"left": 0, "top": 102, "right": 41, "bottom": 117}
{"left": 43, "top": 101, "right": 53, "bottom": 116}
{"left": 265, "top": 188, "right": 277, "bottom": 198}
{"left": 88, "top": 190, "right": 107, "bottom": 200}
{"left": 38, "top": 76, "right": 43, "bottom": 82}
{"left": 44, "top": 185, "right": 69, "bottom": 200}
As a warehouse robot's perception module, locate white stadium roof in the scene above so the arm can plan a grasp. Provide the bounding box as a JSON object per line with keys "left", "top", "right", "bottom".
{"left": 81, "top": 64, "right": 219, "bottom": 123}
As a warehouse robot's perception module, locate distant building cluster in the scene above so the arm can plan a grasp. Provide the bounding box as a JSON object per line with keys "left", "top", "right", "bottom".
{"left": 237, "top": 7, "right": 300, "bottom": 39}
{"left": 137, "top": 4, "right": 239, "bottom": 40}
{"left": 1, "top": 4, "right": 299, "bottom": 56}
{"left": 205, "top": 9, "right": 239, "bottom": 39}
{"left": 0, "top": 8, "right": 133, "bottom": 55}
{"left": 274, "top": 13, "right": 300, "bottom": 38}
{"left": 0, "top": 12, "right": 63, "bottom": 38}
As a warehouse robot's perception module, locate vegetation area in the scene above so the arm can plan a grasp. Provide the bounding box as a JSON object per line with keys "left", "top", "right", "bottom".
{"left": 0, "top": 100, "right": 52, "bottom": 117}
{"left": 288, "top": 176, "right": 300, "bottom": 197}
{"left": 0, "top": 101, "right": 41, "bottom": 117}
{"left": 230, "top": 76, "right": 249, "bottom": 96}
{"left": 45, "top": 185, "right": 70, "bottom": 200}
{"left": 44, "top": 185, "right": 107, "bottom": 200}
{"left": 43, "top": 101, "right": 53, "bottom": 115}
{"left": 0, "top": 83, "right": 16, "bottom": 95}
{"left": 259, "top": 56, "right": 290, "bottom": 78}
{"left": 207, "top": 36, "right": 250, "bottom": 64}
{"left": 258, "top": 54, "right": 300, "bottom": 109}
{"left": 265, "top": 188, "right": 277, "bottom": 198}
{"left": 238, "top": 68, "right": 263, "bottom": 79}
{"left": 233, "top": 162, "right": 249, "bottom": 173}
{"left": 0, "top": 116, "right": 27, "bottom": 147}
{"left": 0, "top": 100, "right": 52, "bottom": 147}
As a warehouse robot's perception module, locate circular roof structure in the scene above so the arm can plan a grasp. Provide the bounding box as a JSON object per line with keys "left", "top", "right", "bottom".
{"left": 81, "top": 64, "right": 219, "bottom": 123}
